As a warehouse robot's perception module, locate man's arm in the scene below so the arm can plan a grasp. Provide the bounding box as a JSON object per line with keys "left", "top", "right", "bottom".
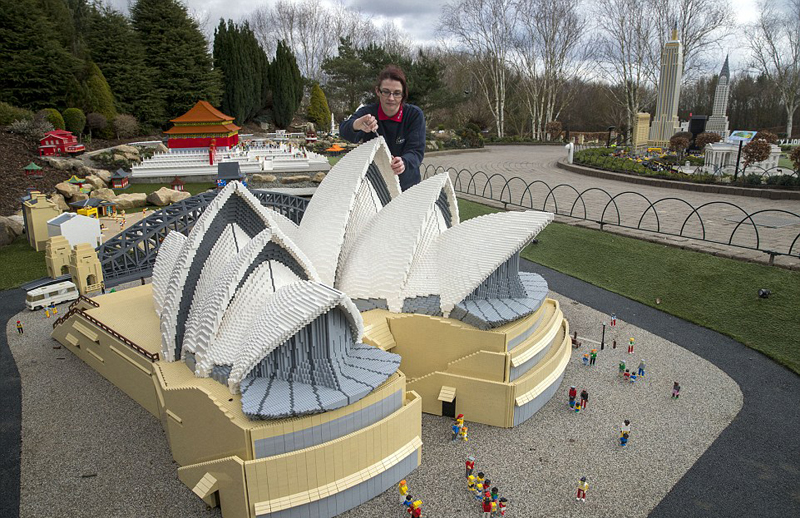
{"left": 339, "top": 106, "right": 373, "bottom": 143}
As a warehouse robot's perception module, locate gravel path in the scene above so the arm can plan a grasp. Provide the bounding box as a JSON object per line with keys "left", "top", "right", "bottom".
{"left": 7, "top": 285, "right": 741, "bottom": 518}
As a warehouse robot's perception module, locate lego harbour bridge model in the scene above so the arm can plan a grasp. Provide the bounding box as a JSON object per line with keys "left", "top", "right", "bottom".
{"left": 52, "top": 137, "right": 570, "bottom": 518}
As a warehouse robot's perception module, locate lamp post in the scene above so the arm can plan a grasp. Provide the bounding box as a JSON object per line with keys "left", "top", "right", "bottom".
{"left": 607, "top": 126, "right": 615, "bottom": 148}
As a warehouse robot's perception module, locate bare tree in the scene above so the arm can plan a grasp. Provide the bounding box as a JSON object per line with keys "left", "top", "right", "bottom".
{"left": 440, "top": 0, "right": 517, "bottom": 137}
{"left": 750, "top": 0, "right": 800, "bottom": 138}
{"left": 595, "top": 0, "right": 658, "bottom": 142}
{"left": 651, "top": 0, "right": 735, "bottom": 79}
{"left": 514, "top": 0, "right": 589, "bottom": 139}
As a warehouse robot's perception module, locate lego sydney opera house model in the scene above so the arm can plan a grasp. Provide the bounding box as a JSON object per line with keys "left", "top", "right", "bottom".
{"left": 52, "top": 137, "right": 570, "bottom": 517}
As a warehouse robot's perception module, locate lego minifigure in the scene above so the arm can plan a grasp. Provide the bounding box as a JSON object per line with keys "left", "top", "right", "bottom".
{"left": 576, "top": 476, "right": 588, "bottom": 502}
{"left": 475, "top": 482, "right": 484, "bottom": 501}
{"left": 483, "top": 479, "right": 491, "bottom": 494}
{"left": 49, "top": 302, "right": 57, "bottom": 314}
{"left": 491, "top": 487, "right": 499, "bottom": 503}
{"left": 579, "top": 389, "right": 588, "bottom": 410}
{"left": 610, "top": 313, "right": 617, "bottom": 326}
{"left": 629, "top": 371, "right": 637, "bottom": 383}
{"left": 568, "top": 386, "right": 577, "bottom": 408}
{"left": 399, "top": 479, "right": 409, "bottom": 504}
{"left": 620, "top": 419, "right": 631, "bottom": 436}
{"left": 482, "top": 497, "right": 493, "bottom": 517}
{"left": 620, "top": 431, "right": 629, "bottom": 447}
{"left": 403, "top": 495, "right": 414, "bottom": 510}
{"left": 16, "top": 321, "right": 23, "bottom": 334}
{"left": 628, "top": 337, "right": 635, "bottom": 354}
{"left": 499, "top": 497, "right": 508, "bottom": 516}
{"left": 456, "top": 414, "right": 464, "bottom": 427}
{"left": 637, "top": 359, "right": 646, "bottom": 377}
{"left": 44, "top": 307, "right": 50, "bottom": 318}
{"left": 574, "top": 402, "right": 581, "bottom": 413}
{"left": 672, "top": 381, "right": 681, "bottom": 399}
{"left": 589, "top": 349, "right": 597, "bottom": 366}
{"left": 624, "top": 369, "right": 630, "bottom": 382}
{"left": 491, "top": 500, "right": 497, "bottom": 516}
{"left": 476, "top": 472, "right": 485, "bottom": 487}
{"left": 618, "top": 360, "right": 626, "bottom": 378}
{"left": 466, "top": 456, "right": 475, "bottom": 478}
{"left": 407, "top": 499, "right": 422, "bottom": 517}
{"left": 459, "top": 425, "right": 469, "bottom": 441}
{"left": 467, "top": 475, "right": 476, "bottom": 494}
{"left": 582, "top": 354, "right": 589, "bottom": 366}
{"left": 451, "top": 421, "right": 460, "bottom": 441}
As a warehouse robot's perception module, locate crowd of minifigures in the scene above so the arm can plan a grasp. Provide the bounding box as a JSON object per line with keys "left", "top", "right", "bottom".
{"left": 465, "top": 456, "right": 508, "bottom": 517}
{"left": 451, "top": 414, "right": 469, "bottom": 442}
{"left": 397, "top": 479, "right": 422, "bottom": 517}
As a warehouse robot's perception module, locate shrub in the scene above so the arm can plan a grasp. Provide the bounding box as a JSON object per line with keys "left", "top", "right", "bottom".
{"left": 37, "top": 108, "right": 65, "bottom": 130}
{"left": 753, "top": 130, "right": 778, "bottom": 144}
{"left": 62, "top": 108, "right": 86, "bottom": 135}
{"left": 766, "top": 174, "right": 799, "bottom": 187}
{"left": 0, "top": 102, "right": 34, "bottom": 125}
{"left": 112, "top": 114, "right": 139, "bottom": 139}
{"left": 789, "top": 146, "right": 800, "bottom": 171}
{"left": 306, "top": 83, "right": 331, "bottom": 130}
{"left": 86, "top": 112, "right": 107, "bottom": 138}
{"left": 545, "top": 121, "right": 563, "bottom": 140}
{"left": 695, "top": 132, "right": 722, "bottom": 150}
{"left": 9, "top": 116, "right": 54, "bottom": 142}
{"left": 741, "top": 173, "right": 763, "bottom": 186}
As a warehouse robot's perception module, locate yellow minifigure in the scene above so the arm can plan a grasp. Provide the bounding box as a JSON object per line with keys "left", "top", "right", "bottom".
{"left": 467, "top": 475, "right": 476, "bottom": 494}
{"left": 44, "top": 308, "right": 50, "bottom": 318}
{"left": 398, "top": 479, "right": 408, "bottom": 504}
{"left": 459, "top": 425, "right": 469, "bottom": 441}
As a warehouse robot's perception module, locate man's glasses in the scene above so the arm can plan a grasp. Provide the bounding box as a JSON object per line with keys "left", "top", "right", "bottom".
{"left": 379, "top": 89, "right": 403, "bottom": 98}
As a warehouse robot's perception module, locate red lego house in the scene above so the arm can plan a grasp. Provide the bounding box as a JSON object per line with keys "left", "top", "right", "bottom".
{"left": 38, "top": 130, "right": 85, "bottom": 157}
{"left": 163, "top": 101, "right": 240, "bottom": 150}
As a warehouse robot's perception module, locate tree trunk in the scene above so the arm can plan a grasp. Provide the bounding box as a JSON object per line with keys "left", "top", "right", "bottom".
{"left": 787, "top": 104, "right": 795, "bottom": 140}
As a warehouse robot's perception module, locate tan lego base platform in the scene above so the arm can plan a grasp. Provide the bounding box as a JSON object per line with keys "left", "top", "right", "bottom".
{"left": 51, "top": 285, "right": 423, "bottom": 518}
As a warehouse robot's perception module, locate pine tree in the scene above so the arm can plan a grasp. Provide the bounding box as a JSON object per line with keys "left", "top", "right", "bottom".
{"left": 63, "top": 107, "right": 86, "bottom": 135}
{"left": 84, "top": 4, "right": 162, "bottom": 128}
{"left": 214, "top": 20, "right": 269, "bottom": 125}
{"left": 83, "top": 62, "right": 118, "bottom": 126}
{"left": 0, "top": 0, "right": 82, "bottom": 110}
{"left": 322, "top": 38, "right": 369, "bottom": 114}
{"left": 131, "top": 0, "right": 222, "bottom": 125}
{"left": 271, "top": 41, "right": 303, "bottom": 129}
{"left": 307, "top": 83, "right": 331, "bottom": 130}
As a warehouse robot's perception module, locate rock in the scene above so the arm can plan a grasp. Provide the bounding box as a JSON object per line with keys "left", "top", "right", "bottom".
{"left": 114, "top": 144, "right": 139, "bottom": 156}
{"left": 112, "top": 193, "right": 147, "bottom": 209}
{"left": 154, "top": 143, "right": 168, "bottom": 153}
{"left": 7, "top": 214, "right": 24, "bottom": 228}
{"left": 171, "top": 191, "right": 191, "bottom": 203}
{"left": 55, "top": 182, "right": 79, "bottom": 199}
{"left": 0, "top": 216, "right": 23, "bottom": 246}
{"left": 50, "top": 193, "right": 70, "bottom": 212}
{"left": 71, "top": 192, "right": 89, "bottom": 203}
{"left": 0, "top": 215, "right": 24, "bottom": 236}
{"left": 312, "top": 172, "right": 326, "bottom": 183}
{"left": 85, "top": 175, "right": 106, "bottom": 190}
{"left": 426, "top": 141, "right": 439, "bottom": 151}
{"left": 280, "top": 175, "right": 312, "bottom": 184}
{"left": 146, "top": 187, "right": 176, "bottom": 207}
{"left": 252, "top": 173, "right": 277, "bottom": 183}
{"left": 92, "top": 169, "right": 112, "bottom": 185}
{"left": 90, "top": 188, "right": 116, "bottom": 202}
{"left": 49, "top": 158, "right": 75, "bottom": 171}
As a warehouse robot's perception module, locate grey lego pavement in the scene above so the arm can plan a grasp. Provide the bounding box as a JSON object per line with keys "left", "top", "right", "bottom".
{"left": 424, "top": 145, "right": 800, "bottom": 268}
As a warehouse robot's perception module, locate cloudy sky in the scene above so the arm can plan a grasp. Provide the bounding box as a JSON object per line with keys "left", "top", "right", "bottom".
{"left": 109, "top": 0, "right": 761, "bottom": 65}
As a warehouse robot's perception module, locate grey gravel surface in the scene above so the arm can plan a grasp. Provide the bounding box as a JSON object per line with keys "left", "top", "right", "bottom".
{"left": 8, "top": 290, "right": 741, "bottom": 518}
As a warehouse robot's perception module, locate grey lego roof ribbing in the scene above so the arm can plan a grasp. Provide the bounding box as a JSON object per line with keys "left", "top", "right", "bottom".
{"left": 217, "top": 161, "right": 245, "bottom": 180}
{"left": 720, "top": 55, "right": 730, "bottom": 79}
{"left": 69, "top": 198, "right": 117, "bottom": 208}
{"left": 111, "top": 168, "right": 131, "bottom": 179}
{"left": 451, "top": 272, "right": 549, "bottom": 330}
{"left": 48, "top": 213, "right": 75, "bottom": 225}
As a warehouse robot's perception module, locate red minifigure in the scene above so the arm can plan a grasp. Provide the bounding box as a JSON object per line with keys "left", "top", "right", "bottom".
{"left": 482, "top": 497, "right": 493, "bottom": 517}
{"left": 579, "top": 389, "right": 588, "bottom": 410}
{"left": 568, "top": 385, "right": 577, "bottom": 408}
{"left": 499, "top": 497, "right": 508, "bottom": 516}
{"left": 466, "top": 456, "right": 475, "bottom": 478}
{"left": 576, "top": 476, "right": 588, "bottom": 502}
{"left": 610, "top": 313, "right": 617, "bottom": 326}
{"left": 407, "top": 499, "right": 422, "bottom": 517}
{"left": 628, "top": 337, "right": 635, "bottom": 354}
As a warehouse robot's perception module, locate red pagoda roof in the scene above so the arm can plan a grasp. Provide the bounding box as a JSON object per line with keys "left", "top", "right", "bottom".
{"left": 164, "top": 123, "right": 240, "bottom": 135}
{"left": 42, "top": 130, "right": 75, "bottom": 141}
{"left": 170, "top": 101, "right": 236, "bottom": 124}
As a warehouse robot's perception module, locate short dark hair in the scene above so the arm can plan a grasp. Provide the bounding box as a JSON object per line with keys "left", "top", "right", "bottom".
{"left": 376, "top": 65, "right": 408, "bottom": 102}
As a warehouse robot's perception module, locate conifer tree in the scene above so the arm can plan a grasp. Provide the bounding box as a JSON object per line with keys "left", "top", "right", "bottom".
{"left": 63, "top": 107, "right": 86, "bottom": 135}
{"left": 271, "top": 41, "right": 303, "bottom": 129}
{"left": 307, "top": 83, "right": 331, "bottom": 130}
{"left": 214, "top": 20, "right": 270, "bottom": 125}
{"left": 131, "top": 0, "right": 222, "bottom": 124}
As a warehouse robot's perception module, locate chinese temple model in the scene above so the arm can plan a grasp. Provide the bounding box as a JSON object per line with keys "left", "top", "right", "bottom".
{"left": 164, "top": 100, "right": 240, "bottom": 150}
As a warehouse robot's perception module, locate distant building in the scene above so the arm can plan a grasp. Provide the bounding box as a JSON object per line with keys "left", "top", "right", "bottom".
{"left": 21, "top": 191, "right": 62, "bottom": 251}
{"left": 38, "top": 130, "right": 85, "bottom": 157}
{"left": 69, "top": 198, "right": 117, "bottom": 218}
{"left": 705, "top": 56, "right": 731, "bottom": 139}
{"left": 111, "top": 168, "right": 131, "bottom": 190}
{"left": 649, "top": 30, "right": 684, "bottom": 147}
{"left": 47, "top": 212, "right": 102, "bottom": 248}
{"left": 164, "top": 100, "right": 240, "bottom": 150}
{"left": 216, "top": 162, "right": 246, "bottom": 189}
{"left": 632, "top": 113, "right": 651, "bottom": 150}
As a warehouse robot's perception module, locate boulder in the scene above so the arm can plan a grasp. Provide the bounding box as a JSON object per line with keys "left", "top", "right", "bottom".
{"left": 55, "top": 181, "right": 79, "bottom": 199}
{"left": 114, "top": 144, "right": 139, "bottom": 156}
{"left": 49, "top": 193, "right": 70, "bottom": 212}
{"left": 154, "top": 143, "right": 168, "bottom": 154}
{"left": 280, "top": 175, "right": 312, "bottom": 184}
{"left": 171, "top": 190, "right": 191, "bottom": 203}
{"left": 7, "top": 214, "right": 24, "bottom": 228}
{"left": 251, "top": 173, "right": 277, "bottom": 183}
{"left": 146, "top": 187, "right": 176, "bottom": 207}
{"left": 312, "top": 172, "right": 326, "bottom": 183}
{"left": 0, "top": 216, "right": 23, "bottom": 246}
{"left": 85, "top": 175, "right": 106, "bottom": 189}
{"left": 48, "top": 158, "right": 75, "bottom": 171}
{"left": 90, "top": 188, "right": 116, "bottom": 202}
{"left": 112, "top": 192, "right": 147, "bottom": 209}
{"left": 92, "top": 169, "right": 112, "bottom": 185}
{"left": 71, "top": 192, "right": 89, "bottom": 203}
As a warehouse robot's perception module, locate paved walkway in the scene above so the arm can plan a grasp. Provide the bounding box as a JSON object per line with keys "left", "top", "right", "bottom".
{"left": 424, "top": 146, "right": 800, "bottom": 268}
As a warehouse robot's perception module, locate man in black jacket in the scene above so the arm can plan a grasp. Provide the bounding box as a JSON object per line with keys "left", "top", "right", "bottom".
{"left": 340, "top": 65, "right": 426, "bottom": 191}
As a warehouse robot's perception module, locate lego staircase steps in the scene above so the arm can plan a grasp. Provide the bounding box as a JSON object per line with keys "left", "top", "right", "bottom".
{"left": 361, "top": 315, "right": 396, "bottom": 351}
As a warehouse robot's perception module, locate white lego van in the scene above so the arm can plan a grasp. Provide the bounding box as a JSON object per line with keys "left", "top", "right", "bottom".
{"left": 25, "top": 281, "right": 79, "bottom": 310}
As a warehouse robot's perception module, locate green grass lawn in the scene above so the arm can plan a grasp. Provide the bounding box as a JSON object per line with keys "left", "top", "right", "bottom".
{"left": 458, "top": 198, "right": 800, "bottom": 375}
{"left": 778, "top": 155, "right": 794, "bottom": 170}
{"left": 328, "top": 156, "right": 341, "bottom": 167}
{"left": 0, "top": 236, "right": 48, "bottom": 290}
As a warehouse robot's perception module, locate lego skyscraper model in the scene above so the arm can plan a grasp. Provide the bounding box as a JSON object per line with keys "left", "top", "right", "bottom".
{"left": 649, "top": 29, "right": 684, "bottom": 147}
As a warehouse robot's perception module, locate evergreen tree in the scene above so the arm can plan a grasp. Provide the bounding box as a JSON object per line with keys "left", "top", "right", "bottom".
{"left": 307, "top": 83, "right": 331, "bottom": 130}
{"left": 322, "top": 37, "right": 369, "bottom": 114}
{"left": 84, "top": 4, "right": 162, "bottom": 128}
{"left": 271, "top": 41, "right": 303, "bottom": 129}
{"left": 0, "top": 0, "right": 82, "bottom": 110}
{"left": 63, "top": 107, "right": 86, "bottom": 135}
{"left": 214, "top": 20, "right": 269, "bottom": 125}
{"left": 131, "top": 0, "right": 222, "bottom": 125}
{"left": 83, "top": 62, "right": 118, "bottom": 125}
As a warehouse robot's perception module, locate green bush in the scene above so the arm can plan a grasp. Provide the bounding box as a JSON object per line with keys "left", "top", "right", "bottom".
{"left": 765, "top": 174, "right": 799, "bottom": 187}
{"left": 0, "top": 102, "right": 33, "bottom": 125}
{"left": 38, "top": 108, "right": 65, "bottom": 130}
{"left": 740, "top": 173, "right": 763, "bottom": 186}
{"left": 62, "top": 108, "right": 86, "bottom": 135}
{"left": 306, "top": 83, "right": 331, "bottom": 130}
